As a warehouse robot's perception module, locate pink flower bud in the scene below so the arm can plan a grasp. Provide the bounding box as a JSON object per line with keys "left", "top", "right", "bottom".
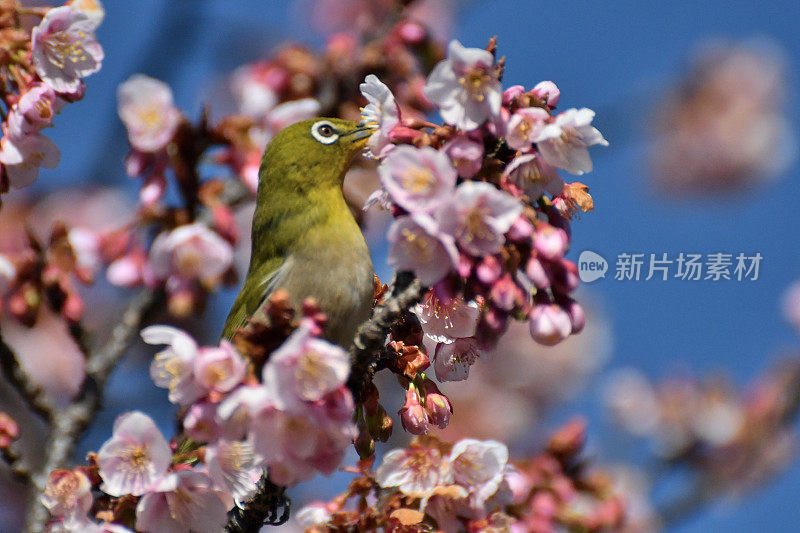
{"left": 507, "top": 216, "right": 534, "bottom": 242}
{"left": 532, "top": 81, "right": 560, "bottom": 108}
{"left": 476, "top": 255, "right": 501, "bottom": 285}
{"left": 550, "top": 259, "right": 580, "bottom": 293}
{"left": 399, "top": 387, "right": 430, "bottom": 435}
{"left": 490, "top": 273, "right": 523, "bottom": 311}
{"left": 502, "top": 85, "right": 525, "bottom": 106}
{"left": 420, "top": 379, "right": 452, "bottom": 429}
{"left": 62, "top": 292, "right": 84, "bottom": 322}
{"left": 533, "top": 225, "right": 569, "bottom": 261}
{"left": 528, "top": 303, "right": 571, "bottom": 346}
{"left": 564, "top": 299, "right": 585, "bottom": 334}
{"left": 525, "top": 257, "right": 551, "bottom": 289}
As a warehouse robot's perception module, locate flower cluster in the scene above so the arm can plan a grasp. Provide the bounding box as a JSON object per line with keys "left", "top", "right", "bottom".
{"left": 0, "top": 1, "right": 104, "bottom": 191}
{"left": 604, "top": 359, "right": 800, "bottom": 494}
{"left": 361, "top": 38, "right": 606, "bottom": 383}
{"left": 0, "top": 221, "right": 104, "bottom": 325}
{"left": 43, "top": 299, "right": 357, "bottom": 531}
{"left": 650, "top": 39, "right": 797, "bottom": 194}
{"left": 297, "top": 420, "right": 626, "bottom": 532}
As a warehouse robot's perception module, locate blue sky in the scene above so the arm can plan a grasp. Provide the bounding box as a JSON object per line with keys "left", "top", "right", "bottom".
{"left": 30, "top": 1, "right": 800, "bottom": 531}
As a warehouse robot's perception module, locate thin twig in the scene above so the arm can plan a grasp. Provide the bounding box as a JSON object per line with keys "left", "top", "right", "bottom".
{"left": 225, "top": 273, "right": 425, "bottom": 532}
{"left": 23, "top": 288, "right": 161, "bottom": 533}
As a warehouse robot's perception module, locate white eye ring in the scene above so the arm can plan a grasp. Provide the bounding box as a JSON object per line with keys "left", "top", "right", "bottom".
{"left": 311, "top": 120, "right": 340, "bottom": 144}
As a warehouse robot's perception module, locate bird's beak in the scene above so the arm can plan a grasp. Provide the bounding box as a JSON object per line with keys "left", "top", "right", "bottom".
{"left": 344, "top": 126, "right": 375, "bottom": 141}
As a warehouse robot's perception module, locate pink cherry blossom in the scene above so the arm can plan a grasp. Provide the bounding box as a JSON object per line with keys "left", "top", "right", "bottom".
{"left": 533, "top": 225, "right": 569, "bottom": 261}
{"left": 10, "top": 83, "right": 59, "bottom": 135}
{"left": 135, "top": 470, "right": 228, "bottom": 533}
{"left": 528, "top": 303, "right": 572, "bottom": 346}
{"left": 503, "top": 152, "right": 565, "bottom": 199}
{"left": 41, "top": 469, "right": 93, "bottom": 521}
{"left": 106, "top": 249, "right": 147, "bottom": 288}
{"left": 387, "top": 214, "right": 458, "bottom": 286}
{"left": 444, "top": 134, "right": 484, "bottom": 178}
{"left": 359, "top": 74, "right": 400, "bottom": 157}
{"left": 96, "top": 411, "right": 171, "bottom": 496}
{"left": 117, "top": 74, "right": 182, "bottom": 153}
{"left": 149, "top": 223, "right": 234, "bottom": 284}
{"left": 413, "top": 291, "right": 480, "bottom": 343}
{"left": 31, "top": 6, "right": 103, "bottom": 94}
{"left": 262, "top": 321, "right": 351, "bottom": 403}
{"left": 142, "top": 325, "right": 204, "bottom": 406}
{"left": 424, "top": 40, "right": 502, "bottom": 130}
{"left": 434, "top": 337, "right": 480, "bottom": 382}
{"left": 535, "top": 108, "right": 608, "bottom": 175}
{"left": 504, "top": 107, "right": 550, "bottom": 152}
{"left": 375, "top": 445, "right": 453, "bottom": 499}
{"left": 205, "top": 439, "right": 260, "bottom": 502}
{"left": 194, "top": 341, "right": 247, "bottom": 394}
{"left": 435, "top": 181, "right": 523, "bottom": 256}
{"left": 449, "top": 438, "right": 508, "bottom": 502}
{"left": 378, "top": 145, "right": 457, "bottom": 213}
{"left": 0, "top": 132, "right": 60, "bottom": 189}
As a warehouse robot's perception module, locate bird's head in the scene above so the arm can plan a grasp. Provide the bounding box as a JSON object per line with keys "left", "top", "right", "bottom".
{"left": 259, "top": 117, "right": 374, "bottom": 191}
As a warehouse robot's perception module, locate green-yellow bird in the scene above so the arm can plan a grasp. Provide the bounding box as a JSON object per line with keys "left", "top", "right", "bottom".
{"left": 221, "top": 118, "right": 375, "bottom": 347}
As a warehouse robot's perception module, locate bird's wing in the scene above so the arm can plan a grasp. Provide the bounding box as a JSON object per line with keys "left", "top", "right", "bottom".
{"left": 221, "top": 255, "right": 293, "bottom": 339}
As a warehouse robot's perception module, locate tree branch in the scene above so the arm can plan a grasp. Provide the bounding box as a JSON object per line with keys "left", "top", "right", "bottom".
{"left": 0, "top": 332, "right": 55, "bottom": 421}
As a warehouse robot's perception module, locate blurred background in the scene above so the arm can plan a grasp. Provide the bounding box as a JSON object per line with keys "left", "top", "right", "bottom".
{"left": 2, "top": 0, "right": 800, "bottom": 531}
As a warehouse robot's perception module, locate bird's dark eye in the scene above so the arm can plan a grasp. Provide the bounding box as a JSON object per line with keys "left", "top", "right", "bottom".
{"left": 311, "top": 120, "right": 340, "bottom": 144}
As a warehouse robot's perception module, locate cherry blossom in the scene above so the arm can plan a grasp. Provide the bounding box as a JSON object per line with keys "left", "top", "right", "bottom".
{"left": 504, "top": 107, "right": 550, "bottom": 152}
{"left": 434, "top": 337, "right": 480, "bottom": 382}
{"left": 535, "top": 107, "right": 608, "bottom": 175}
{"left": 193, "top": 340, "right": 247, "bottom": 394}
{"left": 117, "top": 74, "right": 182, "bottom": 153}
{"left": 359, "top": 74, "right": 400, "bottom": 156}
{"left": 413, "top": 291, "right": 480, "bottom": 344}
{"left": 142, "top": 325, "right": 204, "bottom": 406}
{"left": 96, "top": 411, "right": 171, "bottom": 496}
{"left": 0, "top": 132, "right": 60, "bottom": 189}
{"left": 435, "top": 181, "right": 523, "bottom": 256}
{"left": 376, "top": 444, "right": 453, "bottom": 499}
{"left": 387, "top": 214, "right": 458, "bottom": 285}
{"left": 205, "top": 439, "right": 261, "bottom": 502}
{"left": 9, "top": 83, "right": 59, "bottom": 135}
{"left": 134, "top": 470, "right": 228, "bottom": 533}
{"left": 41, "top": 469, "right": 93, "bottom": 522}
{"left": 149, "top": 223, "right": 234, "bottom": 285}
{"left": 262, "top": 320, "right": 351, "bottom": 403}
{"left": 443, "top": 134, "right": 484, "bottom": 178}
{"left": 424, "top": 40, "right": 502, "bottom": 130}
{"left": 449, "top": 438, "right": 508, "bottom": 503}
{"left": 503, "top": 152, "right": 565, "bottom": 199}
{"left": 31, "top": 6, "right": 104, "bottom": 94}
{"left": 378, "top": 145, "right": 457, "bottom": 213}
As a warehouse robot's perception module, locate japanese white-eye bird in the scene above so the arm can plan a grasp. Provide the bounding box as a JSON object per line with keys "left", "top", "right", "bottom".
{"left": 222, "top": 118, "right": 375, "bottom": 347}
